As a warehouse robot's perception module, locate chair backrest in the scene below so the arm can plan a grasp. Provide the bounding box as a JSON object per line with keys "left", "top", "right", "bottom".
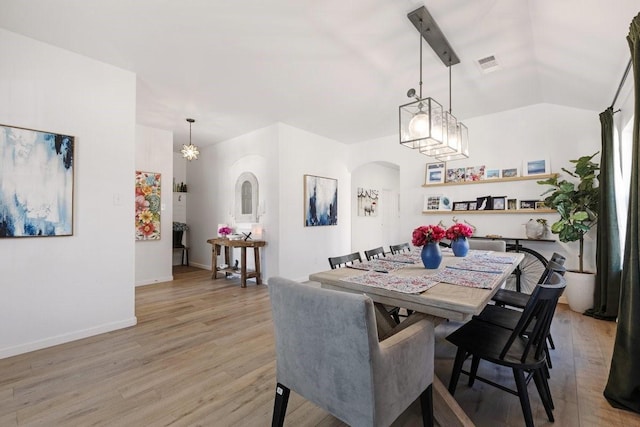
{"left": 468, "top": 239, "right": 506, "bottom": 252}
{"left": 328, "top": 252, "right": 362, "bottom": 269}
{"left": 500, "top": 272, "right": 566, "bottom": 362}
{"left": 364, "top": 246, "right": 385, "bottom": 261}
{"left": 550, "top": 252, "right": 566, "bottom": 265}
{"left": 389, "top": 242, "right": 411, "bottom": 254}
{"left": 268, "top": 277, "right": 380, "bottom": 424}
{"left": 537, "top": 259, "right": 567, "bottom": 285}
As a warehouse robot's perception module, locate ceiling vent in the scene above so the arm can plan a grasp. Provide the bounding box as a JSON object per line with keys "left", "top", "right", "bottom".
{"left": 477, "top": 55, "right": 500, "bottom": 73}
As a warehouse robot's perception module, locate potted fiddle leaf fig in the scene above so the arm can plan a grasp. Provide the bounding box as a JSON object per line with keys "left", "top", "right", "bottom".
{"left": 537, "top": 152, "right": 599, "bottom": 312}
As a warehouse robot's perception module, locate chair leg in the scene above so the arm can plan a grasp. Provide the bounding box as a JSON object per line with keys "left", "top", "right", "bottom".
{"left": 532, "top": 368, "right": 555, "bottom": 421}
{"left": 420, "top": 383, "right": 434, "bottom": 427}
{"left": 547, "top": 333, "right": 555, "bottom": 350}
{"left": 513, "top": 368, "right": 535, "bottom": 427}
{"left": 272, "top": 383, "right": 290, "bottom": 427}
{"left": 448, "top": 348, "right": 467, "bottom": 395}
{"left": 544, "top": 342, "right": 553, "bottom": 369}
{"left": 468, "top": 355, "right": 481, "bottom": 387}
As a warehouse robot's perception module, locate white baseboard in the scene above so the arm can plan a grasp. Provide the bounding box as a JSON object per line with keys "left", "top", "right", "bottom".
{"left": 136, "top": 275, "right": 174, "bottom": 287}
{"left": 188, "top": 262, "right": 209, "bottom": 270}
{"left": 0, "top": 317, "right": 138, "bottom": 360}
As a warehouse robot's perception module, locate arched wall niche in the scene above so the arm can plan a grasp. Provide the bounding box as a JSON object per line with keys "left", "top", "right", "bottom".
{"left": 235, "top": 171, "right": 259, "bottom": 223}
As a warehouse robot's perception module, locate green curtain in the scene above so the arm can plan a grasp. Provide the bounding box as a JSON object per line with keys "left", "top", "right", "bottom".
{"left": 604, "top": 12, "right": 640, "bottom": 414}
{"left": 587, "top": 107, "right": 621, "bottom": 320}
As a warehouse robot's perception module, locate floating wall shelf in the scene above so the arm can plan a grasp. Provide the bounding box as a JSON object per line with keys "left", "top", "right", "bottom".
{"left": 422, "top": 208, "right": 557, "bottom": 215}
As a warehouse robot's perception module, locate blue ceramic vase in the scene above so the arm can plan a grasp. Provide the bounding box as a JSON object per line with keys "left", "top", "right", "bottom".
{"left": 451, "top": 237, "right": 470, "bottom": 257}
{"left": 421, "top": 242, "right": 442, "bottom": 269}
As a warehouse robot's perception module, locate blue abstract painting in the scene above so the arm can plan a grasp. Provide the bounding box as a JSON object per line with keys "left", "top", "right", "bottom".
{"left": 0, "top": 125, "right": 74, "bottom": 237}
{"left": 304, "top": 174, "right": 337, "bottom": 226}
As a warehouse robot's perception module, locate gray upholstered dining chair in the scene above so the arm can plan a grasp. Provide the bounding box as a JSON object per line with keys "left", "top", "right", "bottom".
{"left": 468, "top": 239, "right": 506, "bottom": 251}
{"left": 268, "top": 276, "right": 435, "bottom": 427}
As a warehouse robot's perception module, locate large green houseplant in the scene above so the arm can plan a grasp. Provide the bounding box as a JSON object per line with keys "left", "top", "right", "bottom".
{"left": 537, "top": 152, "right": 600, "bottom": 273}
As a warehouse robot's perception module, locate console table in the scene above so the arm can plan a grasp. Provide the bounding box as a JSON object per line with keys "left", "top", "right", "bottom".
{"left": 207, "top": 238, "right": 267, "bottom": 287}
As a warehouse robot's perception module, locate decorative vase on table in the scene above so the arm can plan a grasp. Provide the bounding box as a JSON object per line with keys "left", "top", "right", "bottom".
{"left": 421, "top": 242, "right": 442, "bottom": 269}
{"left": 451, "top": 237, "right": 469, "bottom": 257}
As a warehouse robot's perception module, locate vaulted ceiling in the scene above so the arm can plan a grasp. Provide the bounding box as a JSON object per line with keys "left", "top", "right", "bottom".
{"left": 0, "top": 0, "right": 637, "bottom": 150}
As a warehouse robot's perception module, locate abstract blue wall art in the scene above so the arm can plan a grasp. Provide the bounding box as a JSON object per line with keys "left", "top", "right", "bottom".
{"left": 304, "top": 174, "right": 337, "bottom": 226}
{"left": 0, "top": 124, "right": 74, "bottom": 237}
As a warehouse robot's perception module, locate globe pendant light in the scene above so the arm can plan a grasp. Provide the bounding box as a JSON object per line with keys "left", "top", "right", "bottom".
{"left": 181, "top": 118, "right": 199, "bottom": 161}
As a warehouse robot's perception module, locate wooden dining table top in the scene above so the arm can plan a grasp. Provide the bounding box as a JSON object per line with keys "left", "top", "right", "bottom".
{"left": 309, "top": 250, "right": 524, "bottom": 322}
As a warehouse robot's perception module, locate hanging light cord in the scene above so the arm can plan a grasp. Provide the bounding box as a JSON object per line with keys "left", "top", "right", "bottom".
{"left": 418, "top": 19, "right": 423, "bottom": 99}
{"left": 449, "top": 63, "right": 452, "bottom": 114}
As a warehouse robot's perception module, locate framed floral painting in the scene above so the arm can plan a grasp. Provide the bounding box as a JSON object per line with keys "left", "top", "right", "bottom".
{"left": 135, "top": 171, "right": 161, "bottom": 240}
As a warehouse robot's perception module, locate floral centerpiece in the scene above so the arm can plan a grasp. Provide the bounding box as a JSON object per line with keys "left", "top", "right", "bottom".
{"left": 445, "top": 223, "right": 474, "bottom": 240}
{"left": 446, "top": 222, "right": 474, "bottom": 257}
{"left": 412, "top": 224, "right": 446, "bottom": 269}
{"left": 218, "top": 225, "right": 233, "bottom": 237}
{"left": 412, "top": 224, "right": 446, "bottom": 246}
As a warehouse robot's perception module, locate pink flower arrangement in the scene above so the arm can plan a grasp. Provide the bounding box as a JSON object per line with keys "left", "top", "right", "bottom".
{"left": 411, "top": 225, "right": 446, "bottom": 247}
{"left": 218, "top": 226, "right": 233, "bottom": 236}
{"left": 445, "top": 223, "right": 474, "bottom": 240}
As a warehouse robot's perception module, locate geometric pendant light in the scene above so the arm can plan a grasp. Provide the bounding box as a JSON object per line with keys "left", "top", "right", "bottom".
{"left": 181, "top": 118, "right": 199, "bottom": 161}
{"left": 399, "top": 6, "right": 469, "bottom": 161}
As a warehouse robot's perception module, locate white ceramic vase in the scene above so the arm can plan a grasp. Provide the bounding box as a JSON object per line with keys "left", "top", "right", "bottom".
{"left": 564, "top": 270, "right": 596, "bottom": 313}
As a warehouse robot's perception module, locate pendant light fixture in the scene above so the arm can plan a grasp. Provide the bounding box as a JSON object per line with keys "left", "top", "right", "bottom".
{"left": 399, "top": 6, "right": 469, "bottom": 160}
{"left": 181, "top": 118, "right": 199, "bottom": 161}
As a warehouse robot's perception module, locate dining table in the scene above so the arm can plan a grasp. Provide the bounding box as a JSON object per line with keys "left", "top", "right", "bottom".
{"left": 308, "top": 247, "right": 525, "bottom": 427}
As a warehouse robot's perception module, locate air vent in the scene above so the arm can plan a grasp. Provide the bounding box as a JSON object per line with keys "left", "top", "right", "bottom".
{"left": 477, "top": 55, "right": 500, "bottom": 73}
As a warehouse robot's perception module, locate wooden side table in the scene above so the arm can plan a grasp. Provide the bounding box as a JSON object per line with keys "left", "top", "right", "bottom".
{"left": 207, "top": 237, "right": 267, "bottom": 287}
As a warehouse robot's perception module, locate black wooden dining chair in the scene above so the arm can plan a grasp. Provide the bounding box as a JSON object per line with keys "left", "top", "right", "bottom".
{"left": 475, "top": 262, "right": 566, "bottom": 368}
{"left": 446, "top": 272, "right": 566, "bottom": 427}
{"left": 364, "top": 246, "right": 386, "bottom": 261}
{"left": 389, "top": 242, "right": 411, "bottom": 255}
{"left": 328, "top": 252, "right": 362, "bottom": 269}
{"left": 492, "top": 253, "right": 566, "bottom": 308}
{"left": 328, "top": 251, "right": 401, "bottom": 324}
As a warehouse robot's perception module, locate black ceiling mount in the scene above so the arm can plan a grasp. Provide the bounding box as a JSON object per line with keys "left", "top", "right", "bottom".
{"left": 407, "top": 6, "right": 460, "bottom": 67}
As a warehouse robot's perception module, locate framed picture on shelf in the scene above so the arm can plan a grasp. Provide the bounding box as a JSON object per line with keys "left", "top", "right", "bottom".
{"left": 453, "top": 201, "right": 468, "bottom": 211}
{"left": 476, "top": 196, "right": 492, "bottom": 210}
{"left": 485, "top": 168, "right": 501, "bottom": 179}
{"left": 507, "top": 198, "right": 518, "bottom": 210}
{"left": 520, "top": 199, "right": 538, "bottom": 209}
{"left": 424, "top": 194, "right": 451, "bottom": 211}
{"left": 465, "top": 165, "right": 486, "bottom": 182}
{"left": 523, "top": 158, "right": 550, "bottom": 176}
{"left": 467, "top": 201, "right": 478, "bottom": 211}
{"left": 535, "top": 201, "right": 548, "bottom": 210}
{"left": 502, "top": 167, "right": 519, "bottom": 178}
{"left": 446, "top": 167, "right": 466, "bottom": 183}
{"left": 492, "top": 196, "right": 506, "bottom": 210}
{"left": 425, "top": 162, "right": 446, "bottom": 185}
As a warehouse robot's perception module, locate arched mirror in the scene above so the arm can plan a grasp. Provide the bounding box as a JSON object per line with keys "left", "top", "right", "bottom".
{"left": 235, "top": 172, "right": 259, "bottom": 223}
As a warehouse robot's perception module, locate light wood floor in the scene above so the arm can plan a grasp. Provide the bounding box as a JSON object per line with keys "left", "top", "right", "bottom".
{"left": 0, "top": 267, "right": 638, "bottom": 426}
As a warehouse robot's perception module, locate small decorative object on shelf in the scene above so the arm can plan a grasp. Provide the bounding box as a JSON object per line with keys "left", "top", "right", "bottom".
{"left": 412, "top": 224, "right": 446, "bottom": 269}
{"left": 446, "top": 222, "right": 474, "bottom": 257}
{"left": 525, "top": 219, "right": 550, "bottom": 239}
{"left": 174, "top": 182, "right": 188, "bottom": 192}
{"left": 218, "top": 225, "right": 233, "bottom": 237}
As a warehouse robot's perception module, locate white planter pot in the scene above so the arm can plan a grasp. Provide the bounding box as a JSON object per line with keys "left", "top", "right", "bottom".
{"left": 564, "top": 271, "right": 596, "bottom": 313}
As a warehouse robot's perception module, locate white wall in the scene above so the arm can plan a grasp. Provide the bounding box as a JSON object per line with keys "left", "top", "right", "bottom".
{"left": 277, "top": 124, "right": 351, "bottom": 280}
{"left": 0, "top": 29, "right": 137, "bottom": 358}
{"left": 351, "top": 162, "right": 400, "bottom": 254}
{"left": 135, "top": 125, "right": 174, "bottom": 285}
